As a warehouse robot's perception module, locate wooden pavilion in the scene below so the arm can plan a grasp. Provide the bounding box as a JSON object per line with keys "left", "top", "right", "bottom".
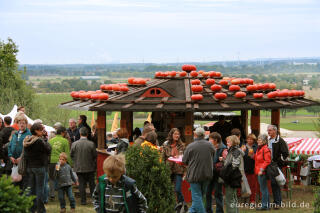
{"left": 60, "top": 68, "right": 319, "bottom": 150}
{"left": 60, "top": 67, "right": 319, "bottom": 201}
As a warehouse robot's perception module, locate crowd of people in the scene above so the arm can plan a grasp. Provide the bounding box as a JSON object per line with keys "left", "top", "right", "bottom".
{"left": 0, "top": 108, "right": 290, "bottom": 213}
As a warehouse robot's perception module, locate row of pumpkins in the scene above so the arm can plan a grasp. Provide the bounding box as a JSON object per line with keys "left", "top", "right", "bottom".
{"left": 191, "top": 89, "right": 305, "bottom": 101}
{"left": 155, "top": 70, "right": 222, "bottom": 78}
{"left": 70, "top": 78, "right": 149, "bottom": 100}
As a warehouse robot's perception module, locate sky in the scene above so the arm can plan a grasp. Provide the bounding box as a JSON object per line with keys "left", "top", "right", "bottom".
{"left": 0, "top": 0, "right": 320, "bottom": 64}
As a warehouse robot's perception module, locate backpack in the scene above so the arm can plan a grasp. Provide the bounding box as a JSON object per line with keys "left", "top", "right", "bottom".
{"left": 98, "top": 174, "right": 130, "bottom": 213}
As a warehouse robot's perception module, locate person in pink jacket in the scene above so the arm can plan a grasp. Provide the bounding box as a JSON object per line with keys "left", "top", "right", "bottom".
{"left": 250, "top": 134, "right": 271, "bottom": 211}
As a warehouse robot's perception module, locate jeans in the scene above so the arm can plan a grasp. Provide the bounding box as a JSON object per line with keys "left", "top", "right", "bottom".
{"left": 48, "top": 163, "right": 57, "bottom": 198}
{"left": 189, "top": 181, "right": 209, "bottom": 213}
{"left": 206, "top": 179, "right": 224, "bottom": 213}
{"left": 258, "top": 174, "right": 269, "bottom": 209}
{"left": 77, "top": 172, "right": 95, "bottom": 204}
{"left": 43, "top": 171, "right": 49, "bottom": 203}
{"left": 27, "top": 167, "right": 46, "bottom": 213}
{"left": 174, "top": 174, "right": 184, "bottom": 203}
{"left": 271, "top": 175, "right": 282, "bottom": 205}
{"left": 58, "top": 186, "right": 76, "bottom": 209}
{"left": 225, "top": 185, "right": 238, "bottom": 213}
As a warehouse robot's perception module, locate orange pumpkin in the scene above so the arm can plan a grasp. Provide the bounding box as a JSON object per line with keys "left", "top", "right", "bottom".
{"left": 229, "top": 85, "right": 240, "bottom": 91}
{"left": 210, "top": 84, "right": 222, "bottom": 92}
{"left": 190, "top": 71, "right": 198, "bottom": 78}
{"left": 191, "top": 94, "right": 203, "bottom": 101}
{"left": 235, "top": 91, "right": 246, "bottom": 98}
{"left": 206, "top": 79, "right": 215, "bottom": 85}
{"left": 214, "top": 92, "right": 227, "bottom": 100}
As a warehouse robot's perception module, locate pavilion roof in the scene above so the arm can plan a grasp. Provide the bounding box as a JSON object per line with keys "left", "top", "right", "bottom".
{"left": 59, "top": 69, "right": 320, "bottom": 112}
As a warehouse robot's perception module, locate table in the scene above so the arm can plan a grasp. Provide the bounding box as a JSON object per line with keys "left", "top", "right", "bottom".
{"left": 167, "top": 156, "right": 184, "bottom": 165}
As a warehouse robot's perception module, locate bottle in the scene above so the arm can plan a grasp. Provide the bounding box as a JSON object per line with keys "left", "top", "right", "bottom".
{"left": 56, "top": 162, "right": 60, "bottom": 171}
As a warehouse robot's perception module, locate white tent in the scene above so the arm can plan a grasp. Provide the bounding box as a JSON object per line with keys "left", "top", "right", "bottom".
{"left": 0, "top": 105, "right": 55, "bottom": 133}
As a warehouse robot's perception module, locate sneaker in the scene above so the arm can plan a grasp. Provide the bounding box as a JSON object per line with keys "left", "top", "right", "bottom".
{"left": 60, "top": 208, "right": 66, "bottom": 213}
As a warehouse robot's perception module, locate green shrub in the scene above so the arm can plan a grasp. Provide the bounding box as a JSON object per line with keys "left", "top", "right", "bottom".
{"left": 0, "top": 175, "right": 35, "bottom": 213}
{"left": 125, "top": 146, "right": 175, "bottom": 213}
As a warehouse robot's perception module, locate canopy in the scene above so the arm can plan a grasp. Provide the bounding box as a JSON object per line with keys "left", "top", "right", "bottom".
{"left": 0, "top": 105, "right": 55, "bottom": 133}
{"left": 284, "top": 138, "right": 320, "bottom": 155}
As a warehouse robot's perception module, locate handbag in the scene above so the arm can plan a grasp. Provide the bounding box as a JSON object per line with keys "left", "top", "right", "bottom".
{"left": 241, "top": 174, "right": 251, "bottom": 198}
{"left": 18, "top": 148, "right": 27, "bottom": 175}
{"left": 263, "top": 149, "right": 279, "bottom": 179}
{"left": 11, "top": 165, "right": 22, "bottom": 182}
{"left": 275, "top": 167, "right": 286, "bottom": 186}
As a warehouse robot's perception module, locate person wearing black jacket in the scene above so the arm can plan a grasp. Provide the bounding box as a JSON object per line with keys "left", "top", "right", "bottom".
{"left": 67, "top": 118, "right": 80, "bottom": 144}
{"left": 267, "top": 125, "right": 289, "bottom": 209}
{"left": 24, "top": 123, "right": 52, "bottom": 213}
{"left": 0, "top": 117, "right": 15, "bottom": 164}
{"left": 77, "top": 115, "right": 92, "bottom": 141}
{"left": 243, "top": 133, "right": 258, "bottom": 204}
{"left": 206, "top": 132, "right": 226, "bottom": 213}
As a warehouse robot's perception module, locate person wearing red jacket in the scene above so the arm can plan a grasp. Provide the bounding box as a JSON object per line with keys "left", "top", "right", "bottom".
{"left": 250, "top": 134, "right": 271, "bottom": 211}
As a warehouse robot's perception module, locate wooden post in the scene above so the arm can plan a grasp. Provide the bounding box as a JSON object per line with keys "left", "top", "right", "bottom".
{"left": 271, "top": 109, "right": 280, "bottom": 134}
{"left": 251, "top": 109, "right": 260, "bottom": 137}
{"left": 97, "top": 111, "right": 106, "bottom": 150}
{"left": 241, "top": 110, "right": 248, "bottom": 138}
{"left": 184, "top": 111, "right": 194, "bottom": 145}
{"left": 169, "top": 113, "right": 175, "bottom": 129}
{"left": 121, "top": 111, "right": 133, "bottom": 141}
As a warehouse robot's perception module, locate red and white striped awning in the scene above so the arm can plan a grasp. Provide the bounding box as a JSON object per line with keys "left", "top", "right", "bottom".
{"left": 284, "top": 138, "right": 303, "bottom": 149}
{"left": 287, "top": 138, "right": 320, "bottom": 155}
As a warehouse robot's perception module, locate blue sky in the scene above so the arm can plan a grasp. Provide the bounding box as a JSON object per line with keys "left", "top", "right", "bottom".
{"left": 0, "top": 0, "right": 319, "bottom": 64}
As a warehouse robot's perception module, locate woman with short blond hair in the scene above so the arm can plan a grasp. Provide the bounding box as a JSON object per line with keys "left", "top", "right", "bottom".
{"left": 223, "top": 135, "right": 242, "bottom": 213}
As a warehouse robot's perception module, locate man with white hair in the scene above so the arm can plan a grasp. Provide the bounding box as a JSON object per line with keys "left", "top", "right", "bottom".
{"left": 67, "top": 118, "right": 80, "bottom": 144}
{"left": 182, "top": 127, "right": 215, "bottom": 213}
{"left": 267, "top": 124, "right": 289, "bottom": 209}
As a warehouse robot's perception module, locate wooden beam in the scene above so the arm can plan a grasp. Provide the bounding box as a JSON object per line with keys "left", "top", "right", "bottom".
{"left": 271, "top": 109, "right": 280, "bottom": 133}
{"left": 295, "top": 99, "right": 311, "bottom": 104}
{"left": 97, "top": 111, "right": 106, "bottom": 150}
{"left": 251, "top": 109, "right": 260, "bottom": 137}
{"left": 219, "top": 102, "right": 230, "bottom": 108}
{"left": 248, "top": 101, "right": 261, "bottom": 107}
{"left": 184, "top": 79, "right": 191, "bottom": 103}
{"left": 156, "top": 97, "right": 169, "bottom": 109}
{"left": 241, "top": 110, "right": 248, "bottom": 138}
{"left": 275, "top": 100, "right": 291, "bottom": 106}
{"left": 121, "top": 111, "right": 133, "bottom": 141}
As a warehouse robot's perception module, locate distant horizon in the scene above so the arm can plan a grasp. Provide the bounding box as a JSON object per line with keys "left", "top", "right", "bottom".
{"left": 2, "top": 0, "right": 320, "bottom": 64}
{"left": 19, "top": 56, "right": 320, "bottom": 66}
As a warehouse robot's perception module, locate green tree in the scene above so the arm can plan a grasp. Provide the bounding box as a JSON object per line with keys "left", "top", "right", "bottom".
{"left": 0, "top": 175, "right": 35, "bottom": 212}
{"left": 125, "top": 146, "right": 176, "bottom": 213}
{"left": 0, "top": 38, "right": 36, "bottom": 116}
